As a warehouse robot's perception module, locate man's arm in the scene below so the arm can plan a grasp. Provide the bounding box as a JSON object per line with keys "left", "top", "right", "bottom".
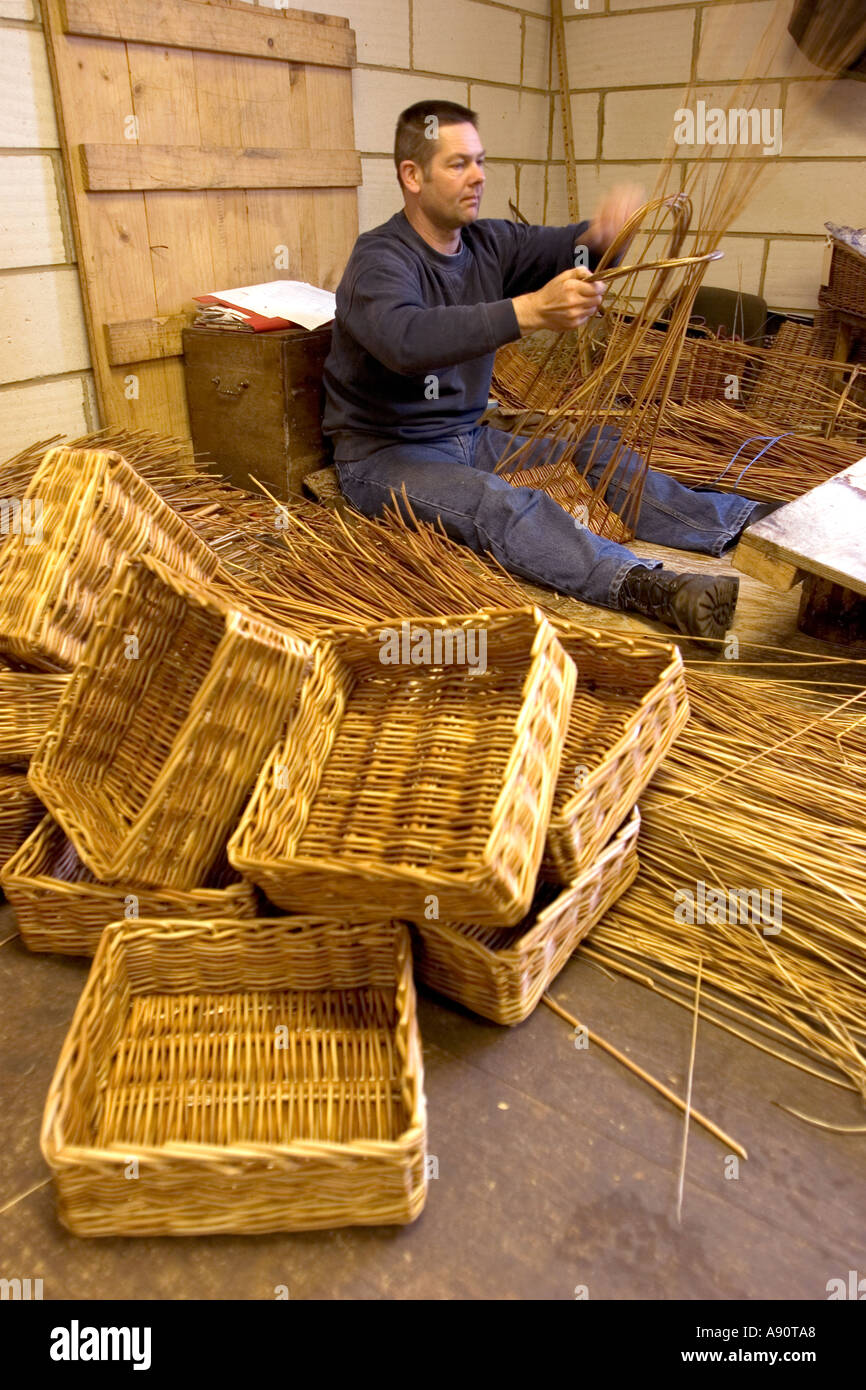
{"left": 496, "top": 219, "right": 599, "bottom": 298}
{"left": 339, "top": 257, "right": 521, "bottom": 377}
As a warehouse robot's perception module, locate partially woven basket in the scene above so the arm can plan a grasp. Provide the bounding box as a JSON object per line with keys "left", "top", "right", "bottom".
{"left": 0, "top": 672, "right": 69, "bottom": 763}
{"left": 29, "top": 555, "right": 309, "bottom": 891}
{"left": 230, "top": 608, "right": 576, "bottom": 926}
{"left": 0, "top": 447, "right": 222, "bottom": 671}
{"left": 0, "top": 769, "right": 43, "bottom": 865}
{"left": 413, "top": 807, "right": 640, "bottom": 1025}
{"left": 543, "top": 621, "right": 688, "bottom": 882}
{"left": 41, "top": 917, "right": 427, "bottom": 1236}
{"left": 3, "top": 815, "right": 258, "bottom": 956}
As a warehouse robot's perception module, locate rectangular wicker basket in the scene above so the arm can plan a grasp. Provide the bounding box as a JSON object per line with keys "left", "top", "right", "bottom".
{"left": 2, "top": 815, "right": 258, "bottom": 956}
{"left": 820, "top": 237, "right": 866, "bottom": 318}
{"left": 543, "top": 621, "right": 688, "bottom": 883}
{"left": 0, "top": 672, "right": 69, "bottom": 763}
{"left": 229, "top": 607, "right": 577, "bottom": 926}
{"left": 41, "top": 917, "right": 427, "bottom": 1236}
{"left": 0, "top": 769, "right": 44, "bottom": 865}
{"left": 0, "top": 446, "right": 222, "bottom": 671}
{"left": 413, "top": 807, "right": 640, "bottom": 1025}
{"left": 29, "top": 555, "right": 309, "bottom": 891}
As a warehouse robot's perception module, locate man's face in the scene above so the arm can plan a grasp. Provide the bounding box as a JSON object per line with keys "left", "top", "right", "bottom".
{"left": 415, "top": 122, "right": 486, "bottom": 228}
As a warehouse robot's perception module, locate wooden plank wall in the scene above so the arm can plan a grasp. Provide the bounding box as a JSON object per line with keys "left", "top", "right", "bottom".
{"left": 41, "top": 0, "right": 360, "bottom": 443}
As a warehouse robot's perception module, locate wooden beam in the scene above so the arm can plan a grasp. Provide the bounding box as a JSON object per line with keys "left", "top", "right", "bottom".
{"left": 731, "top": 537, "right": 801, "bottom": 592}
{"left": 60, "top": 0, "right": 356, "bottom": 68}
{"left": 104, "top": 314, "right": 192, "bottom": 365}
{"left": 551, "top": 0, "right": 578, "bottom": 221}
{"left": 80, "top": 144, "right": 362, "bottom": 191}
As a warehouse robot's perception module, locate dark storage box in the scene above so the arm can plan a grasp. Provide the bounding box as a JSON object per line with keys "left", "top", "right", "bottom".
{"left": 182, "top": 325, "right": 332, "bottom": 499}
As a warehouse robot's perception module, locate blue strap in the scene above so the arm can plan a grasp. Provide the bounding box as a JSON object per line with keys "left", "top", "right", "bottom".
{"left": 714, "top": 432, "right": 794, "bottom": 488}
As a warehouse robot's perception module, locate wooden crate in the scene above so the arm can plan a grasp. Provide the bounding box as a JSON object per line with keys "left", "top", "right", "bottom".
{"left": 183, "top": 325, "right": 332, "bottom": 499}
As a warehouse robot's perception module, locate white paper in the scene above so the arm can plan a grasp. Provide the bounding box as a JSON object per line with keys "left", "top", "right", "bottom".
{"left": 210, "top": 279, "right": 336, "bottom": 330}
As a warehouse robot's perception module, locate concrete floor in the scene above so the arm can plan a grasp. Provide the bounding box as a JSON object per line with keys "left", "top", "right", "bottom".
{"left": 2, "top": 897, "right": 864, "bottom": 1300}
{"left": 0, "top": 542, "right": 863, "bottom": 1300}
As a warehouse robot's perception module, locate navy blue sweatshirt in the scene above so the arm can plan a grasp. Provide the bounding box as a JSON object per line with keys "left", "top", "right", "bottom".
{"left": 322, "top": 210, "right": 596, "bottom": 459}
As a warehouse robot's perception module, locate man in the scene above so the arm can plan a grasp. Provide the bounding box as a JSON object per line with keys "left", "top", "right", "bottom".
{"left": 323, "top": 100, "right": 767, "bottom": 638}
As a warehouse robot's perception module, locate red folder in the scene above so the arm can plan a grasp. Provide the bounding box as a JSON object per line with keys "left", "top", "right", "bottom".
{"left": 194, "top": 293, "right": 298, "bottom": 332}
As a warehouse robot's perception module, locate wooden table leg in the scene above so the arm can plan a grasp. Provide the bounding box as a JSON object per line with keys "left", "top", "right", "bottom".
{"left": 797, "top": 575, "right": 866, "bottom": 644}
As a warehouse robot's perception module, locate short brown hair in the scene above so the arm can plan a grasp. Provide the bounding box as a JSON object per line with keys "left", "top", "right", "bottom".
{"left": 394, "top": 100, "right": 479, "bottom": 189}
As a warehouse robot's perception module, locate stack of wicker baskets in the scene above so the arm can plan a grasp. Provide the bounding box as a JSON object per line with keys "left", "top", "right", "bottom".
{"left": 0, "top": 442, "right": 689, "bottom": 1238}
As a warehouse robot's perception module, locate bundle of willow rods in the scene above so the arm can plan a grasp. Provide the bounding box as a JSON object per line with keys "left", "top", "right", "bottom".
{"left": 230, "top": 488, "right": 528, "bottom": 636}
{"left": 585, "top": 661, "right": 866, "bottom": 1101}
{"left": 1, "top": 429, "right": 532, "bottom": 638}
{"left": 491, "top": 0, "right": 866, "bottom": 538}
{"left": 637, "top": 401, "right": 866, "bottom": 503}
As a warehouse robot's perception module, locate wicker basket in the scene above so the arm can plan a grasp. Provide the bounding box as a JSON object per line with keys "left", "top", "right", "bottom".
{"left": 820, "top": 238, "right": 866, "bottom": 318}
{"left": 41, "top": 917, "right": 427, "bottom": 1235}
{"left": 0, "top": 768, "right": 43, "bottom": 865}
{"left": 413, "top": 807, "right": 640, "bottom": 1025}
{"left": 230, "top": 607, "right": 577, "bottom": 926}
{"left": 0, "top": 672, "right": 69, "bottom": 763}
{"left": 29, "top": 555, "right": 309, "bottom": 891}
{"left": 543, "top": 621, "right": 688, "bottom": 882}
{"left": 0, "top": 446, "right": 222, "bottom": 671}
{"left": 2, "top": 815, "right": 258, "bottom": 955}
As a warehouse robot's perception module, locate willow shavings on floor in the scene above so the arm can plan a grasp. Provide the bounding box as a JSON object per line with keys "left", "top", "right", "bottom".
{"left": 541, "top": 993, "right": 746, "bottom": 1158}
{"left": 587, "top": 667, "right": 866, "bottom": 1099}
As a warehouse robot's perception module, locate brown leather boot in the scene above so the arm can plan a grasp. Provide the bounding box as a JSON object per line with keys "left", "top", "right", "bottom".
{"left": 619, "top": 565, "right": 739, "bottom": 639}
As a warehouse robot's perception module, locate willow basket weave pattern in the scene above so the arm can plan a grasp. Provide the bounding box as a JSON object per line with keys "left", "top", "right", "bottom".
{"left": 41, "top": 918, "right": 427, "bottom": 1236}
{"left": 0, "top": 769, "right": 43, "bottom": 864}
{"left": 543, "top": 622, "right": 688, "bottom": 883}
{"left": 229, "top": 608, "right": 577, "bottom": 926}
{"left": 0, "top": 672, "right": 69, "bottom": 763}
{"left": 29, "top": 555, "right": 309, "bottom": 891}
{"left": 0, "top": 447, "right": 221, "bottom": 671}
{"left": 413, "top": 807, "right": 640, "bottom": 1026}
{"left": 2, "top": 815, "right": 258, "bottom": 956}
{"left": 821, "top": 238, "right": 866, "bottom": 318}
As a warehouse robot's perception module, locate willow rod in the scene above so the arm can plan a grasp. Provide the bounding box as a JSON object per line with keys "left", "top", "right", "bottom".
{"left": 541, "top": 994, "right": 748, "bottom": 1159}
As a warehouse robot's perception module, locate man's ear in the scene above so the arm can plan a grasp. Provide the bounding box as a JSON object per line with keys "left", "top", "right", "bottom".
{"left": 398, "top": 159, "right": 423, "bottom": 195}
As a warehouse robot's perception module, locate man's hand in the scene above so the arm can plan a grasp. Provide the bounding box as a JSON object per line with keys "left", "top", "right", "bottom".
{"left": 513, "top": 266, "right": 605, "bottom": 335}
{"left": 582, "top": 182, "right": 645, "bottom": 257}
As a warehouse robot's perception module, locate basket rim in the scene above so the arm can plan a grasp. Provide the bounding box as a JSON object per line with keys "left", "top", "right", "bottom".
{"left": 1, "top": 813, "right": 252, "bottom": 900}
{"left": 230, "top": 605, "right": 574, "bottom": 892}
{"left": 548, "top": 623, "right": 688, "bottom": 826}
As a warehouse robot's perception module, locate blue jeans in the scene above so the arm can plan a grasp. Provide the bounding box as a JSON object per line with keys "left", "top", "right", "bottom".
{"left": 335, "top": 425, "right": 759, "bottom": 610}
